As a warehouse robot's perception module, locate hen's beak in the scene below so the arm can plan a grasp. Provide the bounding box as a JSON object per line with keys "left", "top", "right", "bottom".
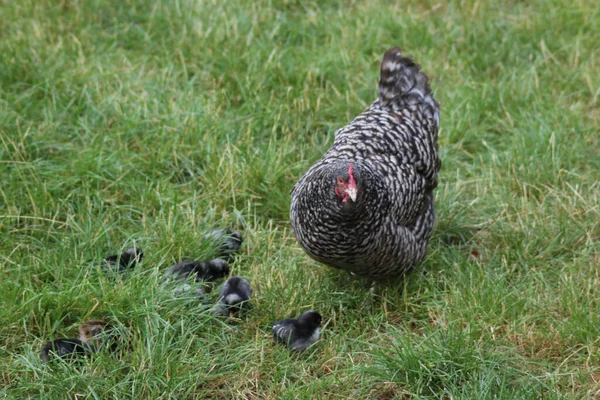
{"left": 345, "top": 187, "right": 357, "bottom": 202}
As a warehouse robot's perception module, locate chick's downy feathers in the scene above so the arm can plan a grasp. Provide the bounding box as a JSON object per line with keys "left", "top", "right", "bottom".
{"left": 40, "top": 338, "right": 92, "bottom": 362}
{"left": 203, "top": 228, "right": 243, "bottom": 261}
{"left": 165, "top": 259, "right": 229, "bottom": 282}
{"left": 219, "top": 276, "right": 252, "bottom": 308}
{"left": 103, "top": 247, "right": 144, "bottom": 272}
{"left": 272, "top": 310, "right": 322, "bottom": 351}
{"left": 214, "top": 276, "right": 252, "bottom": 316}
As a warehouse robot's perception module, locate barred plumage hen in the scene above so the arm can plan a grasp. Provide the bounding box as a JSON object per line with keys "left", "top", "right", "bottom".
{"left": 290, "top": 47, "right": 440, "bottom": 278}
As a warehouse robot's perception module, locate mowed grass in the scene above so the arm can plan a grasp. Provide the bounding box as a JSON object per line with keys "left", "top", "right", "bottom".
{"left": 1, "top": 0, "right": 599, "bottom": 398}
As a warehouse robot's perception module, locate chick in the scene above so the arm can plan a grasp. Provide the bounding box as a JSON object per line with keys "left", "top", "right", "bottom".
{"left": 165, "top": 259, "right": 229, "bottom": 282}
{"left": 214, "top": 276, "right": 252, "bottom": 315}
{"left": 103, "top": 247, "right": 144, "bottom": 272}
{"left": 40, "top": 338, "right": 92, "bottom": 363}
{"left": 272, "top": 310, "right": 322, "bottom": 351}
{"left": 78, "top": 320, "right": 113, "bottom": 349}
{"left": 203, "top": 228, "right": 243, "bottom": 261}
{"left": 79, "top": 319, "right": 132, "bottom": 355}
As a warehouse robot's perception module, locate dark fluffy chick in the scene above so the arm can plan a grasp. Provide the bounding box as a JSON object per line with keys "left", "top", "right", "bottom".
{"left": 203, "top": 228, "right": 243, "bottom": 261}
{"left": 40, "top": 338, "right": 92, "bottom": 363}
{"left": 290, "top": 47, "right": 440, "bottom": 278}
{"left": 165, "top": 259, "right": 229, "bottom": 282}
{"left": 103, "top": 247, "right": 144, "bottom": 272}
{"left": 215, "top": 276, "right": 252, "bottom": 314}
{"left": 272, "top": 310, "right": 322, "bottom": 351}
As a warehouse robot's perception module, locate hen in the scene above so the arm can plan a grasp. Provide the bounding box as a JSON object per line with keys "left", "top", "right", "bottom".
{"left": 290, "top": 47, "right": 440, "bottom": 278}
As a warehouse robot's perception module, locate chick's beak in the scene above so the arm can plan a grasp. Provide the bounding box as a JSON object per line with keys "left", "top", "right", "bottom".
{"left": 345, "top": 187, "right": 357, "bottom": 202}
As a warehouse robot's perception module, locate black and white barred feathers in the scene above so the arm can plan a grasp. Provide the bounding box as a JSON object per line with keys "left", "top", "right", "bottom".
{"left": 290, "top": 47, "right": 441, "bottom": 278}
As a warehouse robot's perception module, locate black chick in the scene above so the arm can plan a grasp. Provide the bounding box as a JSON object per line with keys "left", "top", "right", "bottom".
{"left": 103, "top": 247, "right": 144, "bottom": 272}
{"left": 165, "top": 259, "right": 229, "bottom": 282}
{"left": 203, "top": 228, "right": 243, "bottom": 261}
{"left": 272, "top": 310, "right": 322, "bottom": 351}
{"left": 214, "top": 276, "right": 252, "bottom": 315}
{"left": 40, "top": 338, "right": 92, "bottom": 363}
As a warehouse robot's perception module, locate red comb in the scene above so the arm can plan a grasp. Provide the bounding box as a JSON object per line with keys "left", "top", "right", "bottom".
{"left": 348, "top": 164, "right": 356, "bottom": 188}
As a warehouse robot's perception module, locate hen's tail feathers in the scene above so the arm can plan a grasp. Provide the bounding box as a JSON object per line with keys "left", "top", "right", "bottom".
{"left": 378, "top": 47, "right": 439, "bottom": 126}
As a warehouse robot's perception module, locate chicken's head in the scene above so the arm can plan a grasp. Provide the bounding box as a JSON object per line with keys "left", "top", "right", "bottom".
{"left": 334, "top": 163, "right": 358, "bottom": 203}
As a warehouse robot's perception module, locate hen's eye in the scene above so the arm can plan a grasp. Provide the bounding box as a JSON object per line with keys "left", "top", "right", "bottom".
{"left": 336, "top": 177, "right": 345, "bottom": 184}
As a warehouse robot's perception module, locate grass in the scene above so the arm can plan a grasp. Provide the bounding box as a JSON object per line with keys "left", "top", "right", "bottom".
{"left": 1, "top": 0, "right": 598, "bottom": 398}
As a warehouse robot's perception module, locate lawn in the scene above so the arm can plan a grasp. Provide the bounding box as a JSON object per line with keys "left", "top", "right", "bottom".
{"left": 1, "top": 0, "right": 599, "bottom": 398}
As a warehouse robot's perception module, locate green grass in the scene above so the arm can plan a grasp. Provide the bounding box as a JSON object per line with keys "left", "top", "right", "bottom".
{"left": 1, "top": 0, "right": 599, "bottom": 398}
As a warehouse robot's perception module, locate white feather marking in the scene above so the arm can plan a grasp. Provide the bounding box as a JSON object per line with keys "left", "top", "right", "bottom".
{"left": 382, "top": 60, "right": 401, "bottom": 72}
{"left": 224, "top": 294, "right": 242, "bottom": 305}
